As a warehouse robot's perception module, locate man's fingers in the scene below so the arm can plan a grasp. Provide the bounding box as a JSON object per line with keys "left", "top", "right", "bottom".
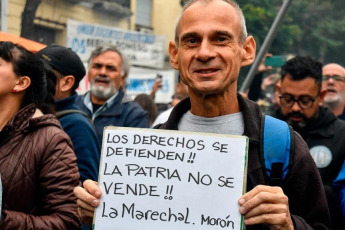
{"left": 239, "top": 185, "right": 293, "bottom": 228}
{"left": 73, "top": 185, "right": 100, "bottom": 208}
{"left": 244, "top": 213, "right": 289, "bottom": 226}
{"left": 243, "top": 202, "right": 287, "bottom": 219}
{"left": 240, "top": 190, "right": 288, "bottom": 215}
{"left": 239, "top": 185, "right": 283, "bottom": 204}
{"left": 83, "top": 179, "right": 101, "bottom": 198}
{"left": 76, "top": 197, "right": 97, "bottom": 212}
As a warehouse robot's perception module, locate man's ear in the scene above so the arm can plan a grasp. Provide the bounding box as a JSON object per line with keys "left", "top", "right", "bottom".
{"left": 14, "top": 76, "right": 31, "bottom": 92}
{"left": 121, "top": 73, "right": 127, "bottom": 87}
{"left": 241, "top": 36, "right": 256, "bottom": 67}
{"left": 318, "top": 88, "right": 327, "bottom": 105}
{"left": 169, "top": 41, "right": 179, "bottom": 70}
{"left": 275, "top": 80, "right": 281, "bottom": 94}
{"left": 59, "top": 75, "right": 75, "bottom": 92}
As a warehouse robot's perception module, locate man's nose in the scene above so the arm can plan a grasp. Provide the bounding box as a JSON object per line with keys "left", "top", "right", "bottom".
{"left": 99, "top": 66, "right": 107, "bottom": 75}
{"left": 291, "top": 100, "right": 301, "bottom": 112}
{"left": 196, "top": 40, "right": 216, "bottom": 62}
{"left": 325, "top": 76, "right": 335, "bottom": 83}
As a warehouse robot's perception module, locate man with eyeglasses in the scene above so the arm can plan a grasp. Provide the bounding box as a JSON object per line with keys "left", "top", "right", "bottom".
{"left": 273, "top": 55, "right": 345, "bottom": 229}
{"left": 322, "top": 63, "right": 345, "bottom": 120}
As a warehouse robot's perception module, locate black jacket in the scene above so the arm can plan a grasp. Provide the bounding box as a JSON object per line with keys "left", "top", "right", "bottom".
{"left": 274, "top": 106, "right": 345, "bottom": 229}
{"left": 274, "top": 107, "right": 345, "bottom": 186}
{"left": 158, "top": 95, "right": 330, "bottom": 230}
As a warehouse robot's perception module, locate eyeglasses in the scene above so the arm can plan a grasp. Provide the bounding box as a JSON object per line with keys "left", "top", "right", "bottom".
{"left": 279, "top": 94, "right": 317, "bottom": 109}
{"left": 322, "top": 75, "right": 345, "bottom": 82}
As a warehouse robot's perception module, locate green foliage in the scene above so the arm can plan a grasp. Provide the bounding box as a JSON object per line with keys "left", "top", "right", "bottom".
{"left": 240, "top": 0, "right": 345, "bottom": 66}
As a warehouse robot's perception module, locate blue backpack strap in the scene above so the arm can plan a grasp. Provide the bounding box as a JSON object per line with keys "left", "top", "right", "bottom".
{"left": 262, "top": 115, "right": 292, "bottom": 186}
{"left": 332, "top": 160, "right": 345, "bottom": 218}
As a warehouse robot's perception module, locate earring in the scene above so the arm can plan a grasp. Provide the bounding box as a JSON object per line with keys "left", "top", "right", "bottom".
{"left": 12, "top": 88, "right": 17, "bottom": 93}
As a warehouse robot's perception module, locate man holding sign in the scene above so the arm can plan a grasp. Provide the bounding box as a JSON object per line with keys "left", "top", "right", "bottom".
{"left": 74, "top": 0, "right": 330, "bottom": 229}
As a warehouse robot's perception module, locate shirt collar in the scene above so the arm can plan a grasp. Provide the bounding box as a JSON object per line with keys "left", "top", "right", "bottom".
{"left": 83, "top": 90, "right": 119, "bottom": 114}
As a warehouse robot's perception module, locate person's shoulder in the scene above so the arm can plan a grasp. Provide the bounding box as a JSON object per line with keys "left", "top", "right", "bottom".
{"left": 30, "top": 113, "right": 63, "bottom": 131}
{"left": 124, "top": 100, "right": 148, "bottom": 114}
{"left": 333, "top": 116, "right": 345, "bottom": 127}
{"left": 75, "top": 93, "right": 84, "bottom": 103}
{"left": 152, "top": 107, "right": 173, "bottom": 127}
{"left": 291, "top": 130, "right": 310, "bottom": 161}
{"left": 30, "top": 116, "right": 72, "bottom": 148}
{"left": 60, "top": 111, "right": 91, "bottom": 125}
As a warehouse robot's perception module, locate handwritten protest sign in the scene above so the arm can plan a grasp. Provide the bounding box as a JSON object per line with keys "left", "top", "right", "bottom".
{"left": 93, "top": 127, "right": 248, "bottom": 230}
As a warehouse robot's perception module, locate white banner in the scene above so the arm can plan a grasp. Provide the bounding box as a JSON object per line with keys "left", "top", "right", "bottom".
{"left": 76, "top": 68, "right": 176, "bottom": 104}
{"left": 66, "top": 19, "right": 166, "bottom": 69}
{"left": 126, "top": 68, "right": 176, "bottom": 104}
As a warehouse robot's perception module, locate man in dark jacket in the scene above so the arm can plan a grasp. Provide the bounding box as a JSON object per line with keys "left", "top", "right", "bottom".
{"left": 74, "top": 1, "right": 331, "bottom": 229}
{"left": 322, "top": 63, "right": 345, "bottom": 120}
{"left": 37, "top": 45, "right": 100, "bottom": 183}
{"left": 273, "top": 55, "right": 345, "bottom": 229}
{"left": 76, "top": 44, "right": 149, "bottom": 143}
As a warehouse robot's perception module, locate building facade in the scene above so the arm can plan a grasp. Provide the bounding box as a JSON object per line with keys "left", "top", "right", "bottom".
{"left": 2, "top": 0, "right": 182, "bottom": 59}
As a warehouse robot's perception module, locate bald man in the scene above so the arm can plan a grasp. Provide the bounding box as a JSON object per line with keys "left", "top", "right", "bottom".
{"left": 322, "top": 63, "right": 345, "bottom": 120}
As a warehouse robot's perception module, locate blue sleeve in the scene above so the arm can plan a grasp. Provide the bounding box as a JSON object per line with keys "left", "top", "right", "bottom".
{"left": 333, "top": 160, "right": 345, "bottom": 218}
{"left": 60, "top": 114, "right": 101, "bottom": 183}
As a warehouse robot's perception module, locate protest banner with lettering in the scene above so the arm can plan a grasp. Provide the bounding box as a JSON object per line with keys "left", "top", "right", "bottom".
{"left": 126, "top": 68, "right": 176, "bottom": 103}
{"left": 93, "top": 127, "right": 248, "bottom": 230}
{"left": 76, "top": 68, "right": 176, "bottom": 104}
{"left": 66, "top": 19, "right": 166, "bottom": 69}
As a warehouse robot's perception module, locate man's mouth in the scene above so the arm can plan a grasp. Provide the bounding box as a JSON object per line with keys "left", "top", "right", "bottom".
{"left": 196, "top": 69, "right": 217, "bottom": 73}
{"left": 289, "top": 116, "right": 302, "bottom": 122}
{"left": 94, "top": 76, "right": 111, "bottom": 86}
{"left": 288, "top": 113, "right": 305, "bottom": 123}
{"left": 194, "top": 68, "right": 219, "bottom": 77}
{"left": 326, "top": 88, "right": 337, "bottom": 94}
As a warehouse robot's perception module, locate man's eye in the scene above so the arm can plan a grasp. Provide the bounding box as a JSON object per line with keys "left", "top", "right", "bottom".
{"left": 284, "top": 98, "right": 293, "bottom": 103}
{"left": 107, "top": 67, "right": 116, "bottom": 71}
{"left": 217, "top": 37, "right": 226, "bottom": 42}
{"left": 300, "top": 98, "right": 312, "bottom": 105}
{"left": 188, "top": 38, "right": 197, "bottom": 44}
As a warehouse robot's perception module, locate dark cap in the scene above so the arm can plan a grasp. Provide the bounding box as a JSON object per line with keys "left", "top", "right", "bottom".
{"left": 36, "top": 45, "right": 86, "bottom": 84}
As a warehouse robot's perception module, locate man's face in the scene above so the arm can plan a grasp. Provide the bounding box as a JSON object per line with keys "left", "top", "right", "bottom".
{"left": 278, "top": 75, "right": 324, "bottom": 128}
{"left": 88, "top": 50, "right": 123, "bottom": 100}
{"left": 169, "top": 0, "right": 255, "bottom": 97}
{"left": 322, "top": 64, "right": 345, "bottom": 106}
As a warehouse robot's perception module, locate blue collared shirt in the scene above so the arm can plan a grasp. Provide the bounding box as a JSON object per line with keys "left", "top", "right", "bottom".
{"left": 83, "top": 91, "right": 119, "bottom": 120}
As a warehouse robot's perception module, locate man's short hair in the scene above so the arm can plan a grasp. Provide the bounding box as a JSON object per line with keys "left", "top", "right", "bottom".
{"left": 281, "top": 56, "right": 323, "bottom": 90}
{"left": 175, "top": 0, "right": 248, "bottom": 45}
{"left": 88, "top": 44, "right": 130, "bottom": 78}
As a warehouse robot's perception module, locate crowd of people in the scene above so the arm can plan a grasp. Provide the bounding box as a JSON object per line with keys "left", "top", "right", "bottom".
{"left": 1, "top": 0, "right": 345, "bottom": 229}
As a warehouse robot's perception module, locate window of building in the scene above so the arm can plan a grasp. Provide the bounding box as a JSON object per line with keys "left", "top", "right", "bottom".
{"left": 135, "top": 0, "right": 152, "bottom": 28}
{"left": 33, "top": 26, "right": 56, "bottom": 45}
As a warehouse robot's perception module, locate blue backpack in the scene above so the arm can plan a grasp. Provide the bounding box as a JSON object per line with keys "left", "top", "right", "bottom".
{"left": 262, "top": 115, "right": 294, "bottom": 186}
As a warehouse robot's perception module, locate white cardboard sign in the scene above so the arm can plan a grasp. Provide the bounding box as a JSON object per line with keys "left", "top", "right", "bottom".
{"left": 93, "top": 127, "right": 248, "bottom": 230}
